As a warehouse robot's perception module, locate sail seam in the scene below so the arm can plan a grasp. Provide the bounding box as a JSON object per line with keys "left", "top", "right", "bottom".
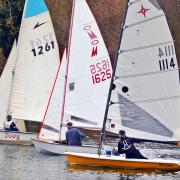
{"left": 115, "top": 67, "right": 179, "bottom": 79}
{"left": 112, "top": 95, "right": 180, "bottom": 104}
{"left": 119, "top": 40, "right": 174, "bottom": 53}
{"left": 124, "top": 14, "right": 164, "bottom": 29}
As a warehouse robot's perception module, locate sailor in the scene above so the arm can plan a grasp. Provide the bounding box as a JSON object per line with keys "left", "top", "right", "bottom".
{"left": 118, "top": 130, "right": 147, "bottom": 159}
{"left": 66, "top": 122, "right": 86, "bottom": 146}
{"left": 3, "top": 115, "right": 19, "bottom": 131}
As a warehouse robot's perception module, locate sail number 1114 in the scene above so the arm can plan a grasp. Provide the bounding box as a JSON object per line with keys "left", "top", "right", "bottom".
{"left": 158, "top": 45, "right": 176, "bottom": 71}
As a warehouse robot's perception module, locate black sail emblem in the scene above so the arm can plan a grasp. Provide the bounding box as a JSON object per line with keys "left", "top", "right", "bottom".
{"left": 34, "top": 21, "right": 47, "bottom": 29}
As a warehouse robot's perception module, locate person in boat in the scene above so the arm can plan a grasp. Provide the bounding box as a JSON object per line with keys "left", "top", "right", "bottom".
{"left": 117, "top": 130, "right": 147, "bottom": 159}
{"left": 66, "top": 122, "right": 86, "bottom": 146}
{"left": 3, "top": 115, "right": 19, "bottom": 131}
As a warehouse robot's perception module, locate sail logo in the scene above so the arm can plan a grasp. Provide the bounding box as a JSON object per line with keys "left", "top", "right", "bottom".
{"left": 34, "top": 21, "right": 47, "bottom": 29}
{"left": 137, "top": 4, "right": 150, "bottom": 17}
{"left": 83, "top": 25, "right": 99, "bottom": 57}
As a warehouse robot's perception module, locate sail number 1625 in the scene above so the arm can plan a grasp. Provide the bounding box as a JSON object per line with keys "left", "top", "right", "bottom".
{"left": 89, "top": 59, "right": 112, "bottom": 84}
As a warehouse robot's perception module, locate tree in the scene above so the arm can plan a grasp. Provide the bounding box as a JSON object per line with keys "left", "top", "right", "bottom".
{"left": 0, "top": 0, "right": 24, "bottom": 58}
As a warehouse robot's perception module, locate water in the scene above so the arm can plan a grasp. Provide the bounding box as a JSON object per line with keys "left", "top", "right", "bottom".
{"left": 0, "top": 141, "right": 180, "bottom": 180}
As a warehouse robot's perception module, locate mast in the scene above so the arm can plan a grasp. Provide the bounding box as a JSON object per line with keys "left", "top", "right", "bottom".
{"left": 59, "top": 0, "right": 76, "bottom": 140}
{"left": 98, "top": 0, "right": 129, "bottom": 155}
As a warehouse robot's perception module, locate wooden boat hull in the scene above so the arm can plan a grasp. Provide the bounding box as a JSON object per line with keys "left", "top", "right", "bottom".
{"left": 65, "top": 152, "right": 180, "bottom": 171}
{"left": 0, "top": 130, "right": 37, "bottom": 145}
{"left": 32, "top": 138, "right": 98, "bottom": 155}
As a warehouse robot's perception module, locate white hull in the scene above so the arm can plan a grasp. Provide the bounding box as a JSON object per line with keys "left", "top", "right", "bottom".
{"left": 0, "top": 130, "right": 37, "bottom": 145}
{"left": 32, "top": 138, "right": 98, "bottom": 155}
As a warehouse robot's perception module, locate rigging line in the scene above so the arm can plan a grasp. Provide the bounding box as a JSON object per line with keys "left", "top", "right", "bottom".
{"left": 115, "top": 68, "right": 180, "bottom": 79}
{"left": 111, "top": 95, "right": 180, "bottom": 105}
{"left": 119, "top": 40, "right": 174, "bottom": 53}
{"left": 124, "top": 13, "right": 165, "bottom": 29}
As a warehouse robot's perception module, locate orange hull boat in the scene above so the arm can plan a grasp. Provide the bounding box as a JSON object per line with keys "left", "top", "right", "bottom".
{"left": 65, "top": 152, "right": 180, "bottom": 171}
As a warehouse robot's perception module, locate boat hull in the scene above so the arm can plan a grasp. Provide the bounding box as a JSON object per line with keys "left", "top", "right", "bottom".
{"left": 0, "top": 130, "right": 37, "bottom": 145}
{"left": 32, "top": 138, "right": 98, "bottom": 155}
{"left": 65, "top": 152, "right": 180, "bottom": 171}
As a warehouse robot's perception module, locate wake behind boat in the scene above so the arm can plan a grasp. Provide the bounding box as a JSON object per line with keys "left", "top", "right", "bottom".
{"left": 65, "top": 152, "right": 180, "bottom": 171}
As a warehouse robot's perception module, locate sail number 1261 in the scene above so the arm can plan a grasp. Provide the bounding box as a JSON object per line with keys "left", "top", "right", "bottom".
{"left": 31, "top": 41, "right": 54, "bottom": 57}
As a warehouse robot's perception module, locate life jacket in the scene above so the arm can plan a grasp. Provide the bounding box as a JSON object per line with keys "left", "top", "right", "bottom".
{"left": 123, "top": 140, "right": 132, "bottom": 150}
{"left": 3, "top": 121, "right": 12, "bottom": 129}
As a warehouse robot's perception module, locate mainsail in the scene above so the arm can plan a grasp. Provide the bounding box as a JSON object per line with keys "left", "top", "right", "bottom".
{"left": 9, "top": 0, "right": 60, "bottom": 122}
{"left": 38, "top": 0, "right": 112, "bottom": 141}
{"left": 0, "top": 41, "right": 17, "bottom": 128}
{"left": 108, "top": 0, "right": 180, "bottom": 142}
{"left": 64, "top": 0, "right": 112, "bottom": 129}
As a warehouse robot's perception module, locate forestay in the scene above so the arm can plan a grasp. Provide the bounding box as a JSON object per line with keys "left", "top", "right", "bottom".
{"left": 0, "top": 41, "right": 17, "bottom": 128}
{"left": 108, "top": 0, "right": 180, "bottom": 141}
{"left": 9, "top": 0, "right": 60, "bottom": 122}
{"left": 64, "top": 0, "right": 112, "bottom": 129}
{"left": 38, "top": 49, "right": 67, "bottom": 140}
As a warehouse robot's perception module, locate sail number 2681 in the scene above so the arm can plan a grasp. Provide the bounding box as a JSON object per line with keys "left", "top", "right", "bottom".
{"left": 89, "top": 59, "right": 112, "bottom": 84}
{"left": 31, "top": 41, "right": 55, "bottom": 57}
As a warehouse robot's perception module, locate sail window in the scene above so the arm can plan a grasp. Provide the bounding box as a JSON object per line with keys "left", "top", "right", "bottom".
{"left": 122, "top": 86, "right": 129, "bottom": 93}
{"left": 69, "top": 82, "right": 75, "bottom": 91}
{"left": 111, "top": 83, "right": 116, "bottom": 90}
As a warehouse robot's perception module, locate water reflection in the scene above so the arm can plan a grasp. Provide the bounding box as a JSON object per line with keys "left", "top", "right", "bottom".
{"left": 67, "top": 164, "right": 179, "bottom": 179}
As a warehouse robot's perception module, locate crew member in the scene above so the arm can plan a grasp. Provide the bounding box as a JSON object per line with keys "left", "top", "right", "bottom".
{"left": 118, "top": 130, "right": 147, "bottom": 159}
{"left": 3, "top": 115, "right": 19, "bottom": 131}
{"left": 66, "top": 122, "right": 86, "bottom": 146}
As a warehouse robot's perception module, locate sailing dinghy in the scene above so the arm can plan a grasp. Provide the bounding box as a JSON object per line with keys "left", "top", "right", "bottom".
{"left": 107, "top": 0, "right": 180, "bottom": 143}
{"left": 32, "top": 0, "right": 112, "bottom": 155}
{"left": 0, "top": 0, "right": 60, "bottom": 145}
{"left": 66, "top": 0, "right": 180, "bottom": 170}
{"left": 65, "top": 152, "right": 180, "bottom": 171}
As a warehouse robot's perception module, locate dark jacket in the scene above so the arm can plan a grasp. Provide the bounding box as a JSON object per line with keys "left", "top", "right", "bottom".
{"left": 118, "top": 137, "right": 147, "bottom": 159}
{"left": 66, "top": 127, "right": 85, "bottom": 146}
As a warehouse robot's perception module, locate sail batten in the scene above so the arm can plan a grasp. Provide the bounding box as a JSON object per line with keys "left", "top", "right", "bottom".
{"left": 121, "top": 41, "right": 174, "bottom": 53}
{"left": 125, "top": 13, "right": 164, "bottom": 28}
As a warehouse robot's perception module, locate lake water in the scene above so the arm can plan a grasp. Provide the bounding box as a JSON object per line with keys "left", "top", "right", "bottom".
{"left": 0, "top": 140, "right": 180, "bottom": 180}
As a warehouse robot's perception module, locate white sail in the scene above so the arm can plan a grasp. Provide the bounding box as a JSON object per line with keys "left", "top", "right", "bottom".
{"left": 64, "top": 0, "right": 112, "bottom": 129}
{"left": 0, "top": 41, "right": 17, "bottom": 128}
{"left": 9, "top": 0, "right": 60, "bottom": 122}
{"left": 38, "top": 49, "right": 67, "bottom": 140}
{"left": 108, "top": 0, "right": 180, "bottom": 142}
